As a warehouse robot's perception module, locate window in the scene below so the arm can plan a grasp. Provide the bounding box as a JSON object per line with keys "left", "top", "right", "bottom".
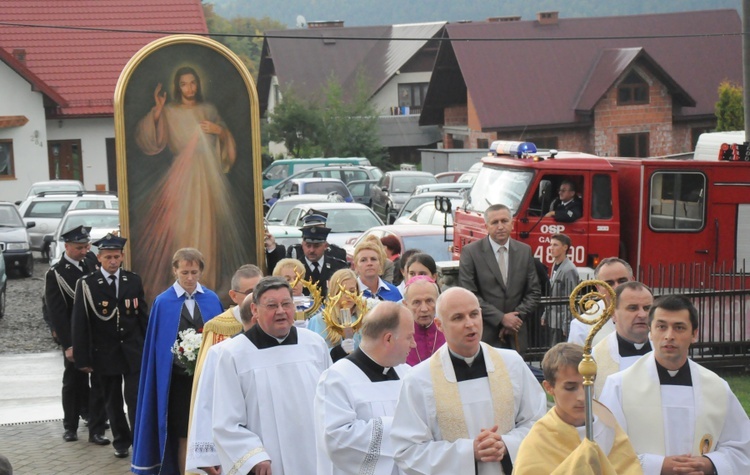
{"left": 617, "top": 71, "right": 649, "bottom": 105}
{"left": 25, "top": 201, "right": 72, "bottom": 218}
{"left": 477, "top": 138, "right": 489, "bottom": 149}
{"left": 398, "top": 83, "right": 428, "bottom": 112}
{"left": 591, "top": 174, "right": 613, "bottom": 219}
{"left": 618, "top": 133, "right": 649, "bottom": 157}
{"left": 649, "top": 172, "right": 706, "bottom": 231}
{"left": 525, "top": 136, "right": 559, "bottom": 149}
{"left": 0, "top": 140, "right": 14, "bottom": 178}
{"left": 75, "top": 200, "right": 107, "bottom": 210}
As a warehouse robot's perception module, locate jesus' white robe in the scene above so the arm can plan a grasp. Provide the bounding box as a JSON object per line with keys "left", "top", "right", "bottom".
{"left": 390, "top": 343, "right": 546, "bottom": 475}
{"left": 212, "top": 326, "right": 332, "bottom": 475}
{"left": 599, "top": 353, "right": 750, "bottom": 475}
{"left": 315, "top": 351, "right": 410, "bottom": 475}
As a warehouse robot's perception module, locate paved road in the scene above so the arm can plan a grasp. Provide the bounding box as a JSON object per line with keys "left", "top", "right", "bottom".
{"left": 0, "top": 352, "right": 131, "bottom": 474}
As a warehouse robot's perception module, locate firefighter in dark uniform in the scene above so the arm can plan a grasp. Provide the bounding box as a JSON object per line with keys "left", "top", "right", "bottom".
{"left": 72, "top": 234, "right": 148, "bottom": 458}
{"left": 286, "top": 213, "right": 348, "bottom": 297}
{"left": 45, "top": 225, "right": 108, "bottom": 444}
{"left": 545, "top": 179, "right": 583, "bottom": 222}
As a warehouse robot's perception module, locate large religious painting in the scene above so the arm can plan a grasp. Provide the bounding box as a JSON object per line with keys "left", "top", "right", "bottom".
{"left": 114, "top": 35, "right": 263, "bottom": 304}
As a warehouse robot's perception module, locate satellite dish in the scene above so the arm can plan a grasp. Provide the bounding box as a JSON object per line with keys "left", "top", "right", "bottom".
{"left": 296, "top": 15, "right": 307, "bottom": 28}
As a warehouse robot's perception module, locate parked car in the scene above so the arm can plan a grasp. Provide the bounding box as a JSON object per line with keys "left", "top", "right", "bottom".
{"left": 0, "top": 201, "right": 34, "bottom": 277}
{"left": 17, "top": 191, "right": 118, "bottom": 253}
{"left": 0, "top": 249, "right": 6, "bottom": 318}
{"left": 395, "top": 192, "right": 465, "bottom": 222}
{"left": 16, "top": 179, "right": 85, "bottom": 205}
{"left": 275, "top": 202, "right": 383, "bottom": 249}
{"left": 265, "top": 194, "right": 344, "bottom": 224}
{"left": 263, "top": 165, "right": 382, "bottom": 201}
{"left": 45, "top": 209, "right": 120, "bottom": 266}
{"left": 347, "top": 179, "right": 378, "bottom": 205}
{"left": 394, "top": 199, "right": 464, "bottom": 226}
{"left": 261, "top": 157, "right": 370, "bottom": 188}
{"left": 370, "top": 171, "right": 437, "bottom": 224}
{"left": 457, "top": 161, "right": 483, "bottom": 184}
{"left": 345, "top": 225, "right": 453, "bottom": 263}
{"left": 435, "top": 171, "right": 464, "bottom": 183}
{"left": 274, "top": 178, "right": 353, "bottom": 204}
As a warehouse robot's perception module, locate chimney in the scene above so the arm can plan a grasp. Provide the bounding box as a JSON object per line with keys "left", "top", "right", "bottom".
{"left": 537, "top": 11, "right": 559, "bottom": 25}
{"left": 12, "top": 48, "right": 26, "bottom": 64}
{"left": 488, "top": 16, "right": 521, "bottom": 23}
{"left": 308, "top": 20, "right": 344, "bottom": 29}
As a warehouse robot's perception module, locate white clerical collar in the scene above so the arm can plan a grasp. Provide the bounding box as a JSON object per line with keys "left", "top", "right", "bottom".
{"left": 449, "top": 347, "right": 481, "bottom": 366}
{"left": 633, "top": 341, "right": 647, "bottom": 350}
{"left": 360, "top": 347, "right": 391, "bottom": 375}
{"left": 259, "top": 326, "right": 291, "bottom": 344}
{"left": 172, "top": 281, "right": 205, "bottom": 298}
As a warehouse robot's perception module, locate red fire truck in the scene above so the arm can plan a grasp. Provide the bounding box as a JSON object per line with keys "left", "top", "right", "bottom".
{"left": 452, "top": 140, "right": 750, "bottom": 280}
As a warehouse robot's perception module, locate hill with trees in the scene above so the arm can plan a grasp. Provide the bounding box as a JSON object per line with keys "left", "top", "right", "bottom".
{"left": 208, "top": 0, "right": 740, "bottom": 27}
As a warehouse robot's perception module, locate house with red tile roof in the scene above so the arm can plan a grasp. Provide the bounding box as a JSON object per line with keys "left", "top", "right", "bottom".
{"left": 257, "top": 21, "right": 445, "bottom": 163}
{"left": 0, "top": 0, "right": 207, "bottom": 201}
{"left": 420, "top": 10, "right": 742, "bottom": 157}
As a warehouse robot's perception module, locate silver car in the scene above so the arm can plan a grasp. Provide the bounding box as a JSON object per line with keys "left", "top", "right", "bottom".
{"left": 45, "top": 209, "right": 120, "bottom": 266}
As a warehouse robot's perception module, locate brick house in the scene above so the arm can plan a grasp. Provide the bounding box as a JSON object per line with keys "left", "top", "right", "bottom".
{"left": 0, "top": 0, "right": 207, "bottom": 202}
{"left": 420, "top": 10, "right": 741, "bottom": 157}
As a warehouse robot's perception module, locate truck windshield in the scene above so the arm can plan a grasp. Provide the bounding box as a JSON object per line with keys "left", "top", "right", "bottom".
{"left": 466, "top": 166, "right": 534, "bottom": 214}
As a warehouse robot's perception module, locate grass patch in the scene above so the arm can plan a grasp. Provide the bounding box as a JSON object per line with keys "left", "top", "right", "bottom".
{"left": 719, "top": 371, "right": 750, "bottom": 414}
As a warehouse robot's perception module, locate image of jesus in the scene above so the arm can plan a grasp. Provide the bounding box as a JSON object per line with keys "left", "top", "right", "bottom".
{"left": 134, "top": 66, "right": 248, "bottom": 299}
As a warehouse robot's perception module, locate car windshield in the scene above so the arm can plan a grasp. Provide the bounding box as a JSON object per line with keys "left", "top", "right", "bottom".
{"left": 60, "top": 214, "right": 120, "bottom": 236}
{"left": 28, "top": 184, "right": 82, "bottom": 196}
{"left": 305, "top": 182, "right": 349, "bottom": 196}
{"left": 25, "top": 200, "right": 72, "bottom": 218}
{"left": 402, "top": 234, "right": 452, "bottom": 262}
{"left": 266, "top": 201, "right": 299, "bottom": 222}
{"left": 0, "top": 205, "right": 24, "bottom": 227}
{"left": 402, "top": 196, "right": 432, "bottom": 215}
{"left": 466, "top": 166, "right": 534, "bottom": 214}
{"left": 325, "top": 209, "right": 382, "bottom": 233}
{"left": 391, "top": 176, "right": 436, "bottom": 193}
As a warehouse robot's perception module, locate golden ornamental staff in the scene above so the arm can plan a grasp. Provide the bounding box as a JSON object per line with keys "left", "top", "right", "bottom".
{"left": 322, "top": 284, "right": 367, "bottom": 338}
{"left": 568, "top": 279, "right": 616, "bottom": 441}
{"left": 290, "top": 270, "right": 323, "bottom": 321}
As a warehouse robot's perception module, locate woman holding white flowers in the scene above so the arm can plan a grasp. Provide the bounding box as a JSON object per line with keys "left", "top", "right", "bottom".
{"left": 133, "top": 248, "right": 223, "bottom": 475}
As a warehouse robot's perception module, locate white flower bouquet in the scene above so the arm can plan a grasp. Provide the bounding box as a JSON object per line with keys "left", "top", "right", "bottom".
{"left": 170, "top": 328, "right": 203, "bottom": 375}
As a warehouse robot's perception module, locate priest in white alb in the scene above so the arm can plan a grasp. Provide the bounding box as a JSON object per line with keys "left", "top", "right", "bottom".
{"left": 600, "top": 294, "right": 750, "bottom": 475}
{"left": 391, "top": 287, "right": 546, "bottom": 475}
{"left": 211, "top": 277, "right": 332, "bottom": 475}
{"left": 185, "top": 269, "right": 260, "bottom": 475}
{"left": 592, "top": 281, "right": 653, "bottom": 397}
{"left": 315, "top": 301, "right": 415, "bottom": 475}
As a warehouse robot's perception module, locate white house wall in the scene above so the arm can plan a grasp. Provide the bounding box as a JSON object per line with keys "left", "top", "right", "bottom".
{"left": 46, "top": 117, "right": 113, "bottom": 192}
{"left": 370, "top": 71, "right": 432, "bottom": 115}
{"left": 0, "top": 59, "right": 50, "bottom": 202}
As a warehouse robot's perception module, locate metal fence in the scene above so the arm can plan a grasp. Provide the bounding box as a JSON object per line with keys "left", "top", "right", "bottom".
{"left": 525, "top": 261, "right": 749, "bottom": 369}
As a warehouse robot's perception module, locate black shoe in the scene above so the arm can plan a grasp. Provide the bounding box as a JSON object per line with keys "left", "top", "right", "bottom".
{"left": 63, "top": 430, "right": 78, "bottom": 442}
{"left": 89, "top": 434, "right": 111, "bottom": 446}
{"left": 114, "top": 448, "right": 129, "bottom": 458}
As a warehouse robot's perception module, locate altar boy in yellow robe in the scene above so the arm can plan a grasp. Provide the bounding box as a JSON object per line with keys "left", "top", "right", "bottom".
{"left": 514, "top": 343, "right": 642, "bottom": 475}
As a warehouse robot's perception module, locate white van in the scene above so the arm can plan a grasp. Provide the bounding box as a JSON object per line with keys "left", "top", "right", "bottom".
{"left": 693, "top": 131, "right": 746, "bottom": 161}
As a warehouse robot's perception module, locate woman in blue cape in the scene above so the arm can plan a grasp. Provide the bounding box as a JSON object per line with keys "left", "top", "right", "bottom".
{"left": 132, "top": 248, "right": 223, "bottom": 475}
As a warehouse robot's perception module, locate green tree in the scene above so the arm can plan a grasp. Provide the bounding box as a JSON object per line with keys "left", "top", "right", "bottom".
{"left": 320, "top": 74, "right": 388, "bottom": 166}
{"left": 267, "top": 90, "right": 324, "bottom": 158}
{"left": 715, "top": 81, "right": 744, "bottom": 132}
{"left": 202, "top": 2, "right": 285, "bottom": 78}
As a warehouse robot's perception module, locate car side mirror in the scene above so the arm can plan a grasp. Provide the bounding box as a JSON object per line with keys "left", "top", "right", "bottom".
{"left": 272, "top": 192, "right": 280, "bottom": 199}
{"left": 43, "top": 234, "right": 54, "bottom": 243}
{"left": 14, "top": 200, "right": 21, "bottom": 206}
{"left": 26, "top": 221, "right": 36, "bottom": 229}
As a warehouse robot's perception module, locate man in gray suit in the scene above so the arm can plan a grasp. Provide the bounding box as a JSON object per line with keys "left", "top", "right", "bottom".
{"left": 458, "top": 204, "right": 541, "bottom": 354}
